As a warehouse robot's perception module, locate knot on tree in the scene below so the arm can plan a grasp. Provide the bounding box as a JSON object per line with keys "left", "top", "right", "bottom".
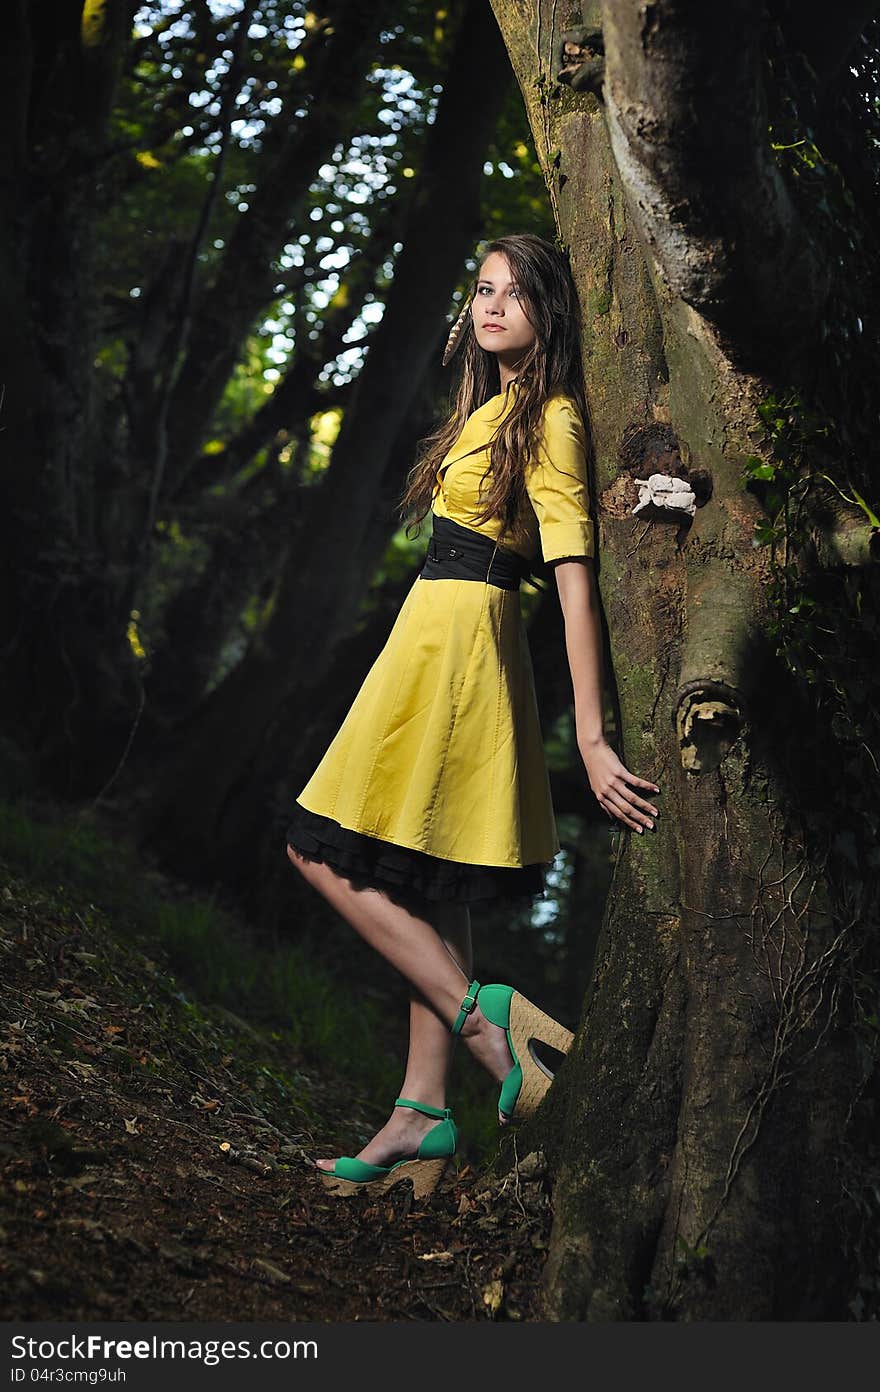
{"left": 674, "top": 679, "right": 745, "bottom": 774}
{"left": 558, "top": 27, "right": 605, "bottom": 98}
{"left": 619, "top": 421, "right": 713, "bottom": 525}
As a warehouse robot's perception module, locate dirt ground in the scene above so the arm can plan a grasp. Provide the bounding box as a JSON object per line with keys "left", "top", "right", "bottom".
{"left": 0, "top": 869, "right": 553, "bottom": 1323}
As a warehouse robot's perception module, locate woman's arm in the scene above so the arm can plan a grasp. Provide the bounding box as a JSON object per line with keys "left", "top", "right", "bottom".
{"left": 554, "top": 557, "right": 660, "bottom": 833}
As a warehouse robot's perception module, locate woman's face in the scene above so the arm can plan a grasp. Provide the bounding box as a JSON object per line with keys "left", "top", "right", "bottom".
{"left": 471, "top": 251, "right": 537, "bottom": 364}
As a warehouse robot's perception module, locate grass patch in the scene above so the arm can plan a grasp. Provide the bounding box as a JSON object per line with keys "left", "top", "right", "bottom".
{"left": 0, "top": 798, "right": 398, "bottom": 1095}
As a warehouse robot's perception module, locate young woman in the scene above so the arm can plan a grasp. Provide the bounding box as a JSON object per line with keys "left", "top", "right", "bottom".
{"left": 285, "top": 234, "right": 661, "bottom": 1198}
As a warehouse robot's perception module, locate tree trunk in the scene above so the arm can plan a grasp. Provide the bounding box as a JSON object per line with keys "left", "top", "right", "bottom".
{"left": 491, "top": 0, "right": 879, "bottom": 1319}
{"left": 0, "top": 1, "right": 393, "bottom": 797}
{"left": 142, "top": 218, "right": 392, "bottom": 728}
{"left": 0, "top": 0, "right": 142, "bottom": 794}
{"left": 160, "top": 0, "right": 396, "bottom": 497}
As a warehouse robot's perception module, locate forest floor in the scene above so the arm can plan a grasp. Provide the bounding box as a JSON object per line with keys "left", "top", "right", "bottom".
{"left": 0, "top": 836, "right": 554, "bottom": 1324}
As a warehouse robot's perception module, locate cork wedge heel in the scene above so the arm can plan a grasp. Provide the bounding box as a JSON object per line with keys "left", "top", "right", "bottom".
{"left": 315, "top": 1098, "right": 457, "bottom": 1199}
{"left": 452, "top": 980, "right": 574, "bottom": 1124}
{"left": 319, "top": 1155, "right": 449, "bottom": 1200}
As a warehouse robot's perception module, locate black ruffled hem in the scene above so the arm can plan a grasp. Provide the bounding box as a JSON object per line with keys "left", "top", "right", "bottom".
{"left": 285, "top": 802, "right": 552, "bottom": 907}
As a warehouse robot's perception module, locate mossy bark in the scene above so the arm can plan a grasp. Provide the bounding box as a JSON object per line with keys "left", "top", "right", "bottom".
{"left": 491, "top": 0, "right": 864, "bottom": 1319}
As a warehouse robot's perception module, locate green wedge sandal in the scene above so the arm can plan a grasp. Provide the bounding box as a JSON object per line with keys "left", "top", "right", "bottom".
{"left": 452, "top": 980, "right": 574, "bottom": 1124}
{"left": 316, "top": 1098, "right": 458, "bottom": 1199}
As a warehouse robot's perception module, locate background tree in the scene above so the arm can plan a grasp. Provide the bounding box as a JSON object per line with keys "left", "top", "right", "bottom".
{"left": 0, "top": 3, "right": 476, "bottom": 779}
{"left": 489, "top": 0, "right": 880, "bottom": 1320}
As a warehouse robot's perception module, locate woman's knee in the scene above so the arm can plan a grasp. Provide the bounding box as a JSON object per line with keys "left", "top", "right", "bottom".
{"left": 286, "top": 843, "right": 312, "bottom": 875}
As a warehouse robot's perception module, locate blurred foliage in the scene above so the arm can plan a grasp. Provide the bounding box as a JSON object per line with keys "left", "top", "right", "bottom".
{"left": 89, "top": 1, "right": 551, "bottom": 670}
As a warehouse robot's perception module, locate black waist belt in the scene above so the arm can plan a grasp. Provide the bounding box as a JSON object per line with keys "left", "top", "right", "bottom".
{"left": 420, "top": 513, "right": 532, "bottom": 592}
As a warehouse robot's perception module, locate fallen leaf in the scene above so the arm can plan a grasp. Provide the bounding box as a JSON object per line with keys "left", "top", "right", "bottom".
{"left": 68, "top": 1062, "right": 97, "bottom": 1079}
{"left": 57, "top": 997, "right": 100, "bottom": 1015}
{"left": 253, "top": 1259, "right": 291, "bottom": 1285}
{"left": 60, "top": 1218, "right": 105, "bottom": 1236}
{"left": 9, "top": 1095, "right": 38, "bottom": 1116}
{"left": 238, "top": 1153, "right": 274, "bottom": 1175}
{"left": 516, "top": 1150, "right": 546, "bottom": 1180}
{"left": 482, "top": 1279, "right": 504, "bottom": 1316}
{"left": 123, "top": 1117, "right": 140, "bottom": 1135}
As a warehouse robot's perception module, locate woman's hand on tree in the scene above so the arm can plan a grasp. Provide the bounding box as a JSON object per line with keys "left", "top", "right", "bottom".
{"left": 578, "top": 735, "right": 660, "bottom": 832}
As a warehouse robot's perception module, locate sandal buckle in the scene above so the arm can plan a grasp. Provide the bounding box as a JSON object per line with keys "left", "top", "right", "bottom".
{"left": 452, "top": 978, "right": 481, "bottom": 1036}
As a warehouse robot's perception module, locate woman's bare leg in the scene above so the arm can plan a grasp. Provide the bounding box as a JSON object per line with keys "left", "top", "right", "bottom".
{"left": 315, "top": 904, "right": 473, "bottom": 1169}
{"left": 288, "top": 846, "right": 472, "bottom": 1020}
{"left": 287, "top": 846, "right": 514, "bottom": 1145}
{"left": 400, "top": 904, "right": 473, "bottom": 1102}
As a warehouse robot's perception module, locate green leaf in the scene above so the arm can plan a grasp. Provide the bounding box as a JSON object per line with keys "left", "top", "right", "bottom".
{"left": 819, "top": 474, "right": 880, "bottom": 528}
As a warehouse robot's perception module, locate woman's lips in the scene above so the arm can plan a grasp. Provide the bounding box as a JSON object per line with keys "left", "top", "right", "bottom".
{"left": 481, "top": 324, "right": 506, "bottom": 332}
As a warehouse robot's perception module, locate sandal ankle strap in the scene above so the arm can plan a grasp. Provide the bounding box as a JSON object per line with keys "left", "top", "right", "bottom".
{"left": 394, "top": 1097, "right": 453, "bottom": 1120}
{"left": 451, "top": 979, "right": 481, "bottom": 1037}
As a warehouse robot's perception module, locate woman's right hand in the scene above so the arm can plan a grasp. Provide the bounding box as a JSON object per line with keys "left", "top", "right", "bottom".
{"left": 578, "top": 735, "right": 660, "bottom": 833}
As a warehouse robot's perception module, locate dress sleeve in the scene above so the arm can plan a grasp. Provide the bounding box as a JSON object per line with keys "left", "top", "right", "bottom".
{"left": 524, "top": 398, "right": 595, "bottom": 562}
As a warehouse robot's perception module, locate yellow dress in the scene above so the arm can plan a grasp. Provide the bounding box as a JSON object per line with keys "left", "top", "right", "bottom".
{"left": 286, "top": 387, "right": 595, "bottom": 903}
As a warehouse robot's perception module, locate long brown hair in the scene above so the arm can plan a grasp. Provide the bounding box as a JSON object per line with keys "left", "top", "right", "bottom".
{"left": 398, "top": 234, "right": 589, "bottom": 552}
